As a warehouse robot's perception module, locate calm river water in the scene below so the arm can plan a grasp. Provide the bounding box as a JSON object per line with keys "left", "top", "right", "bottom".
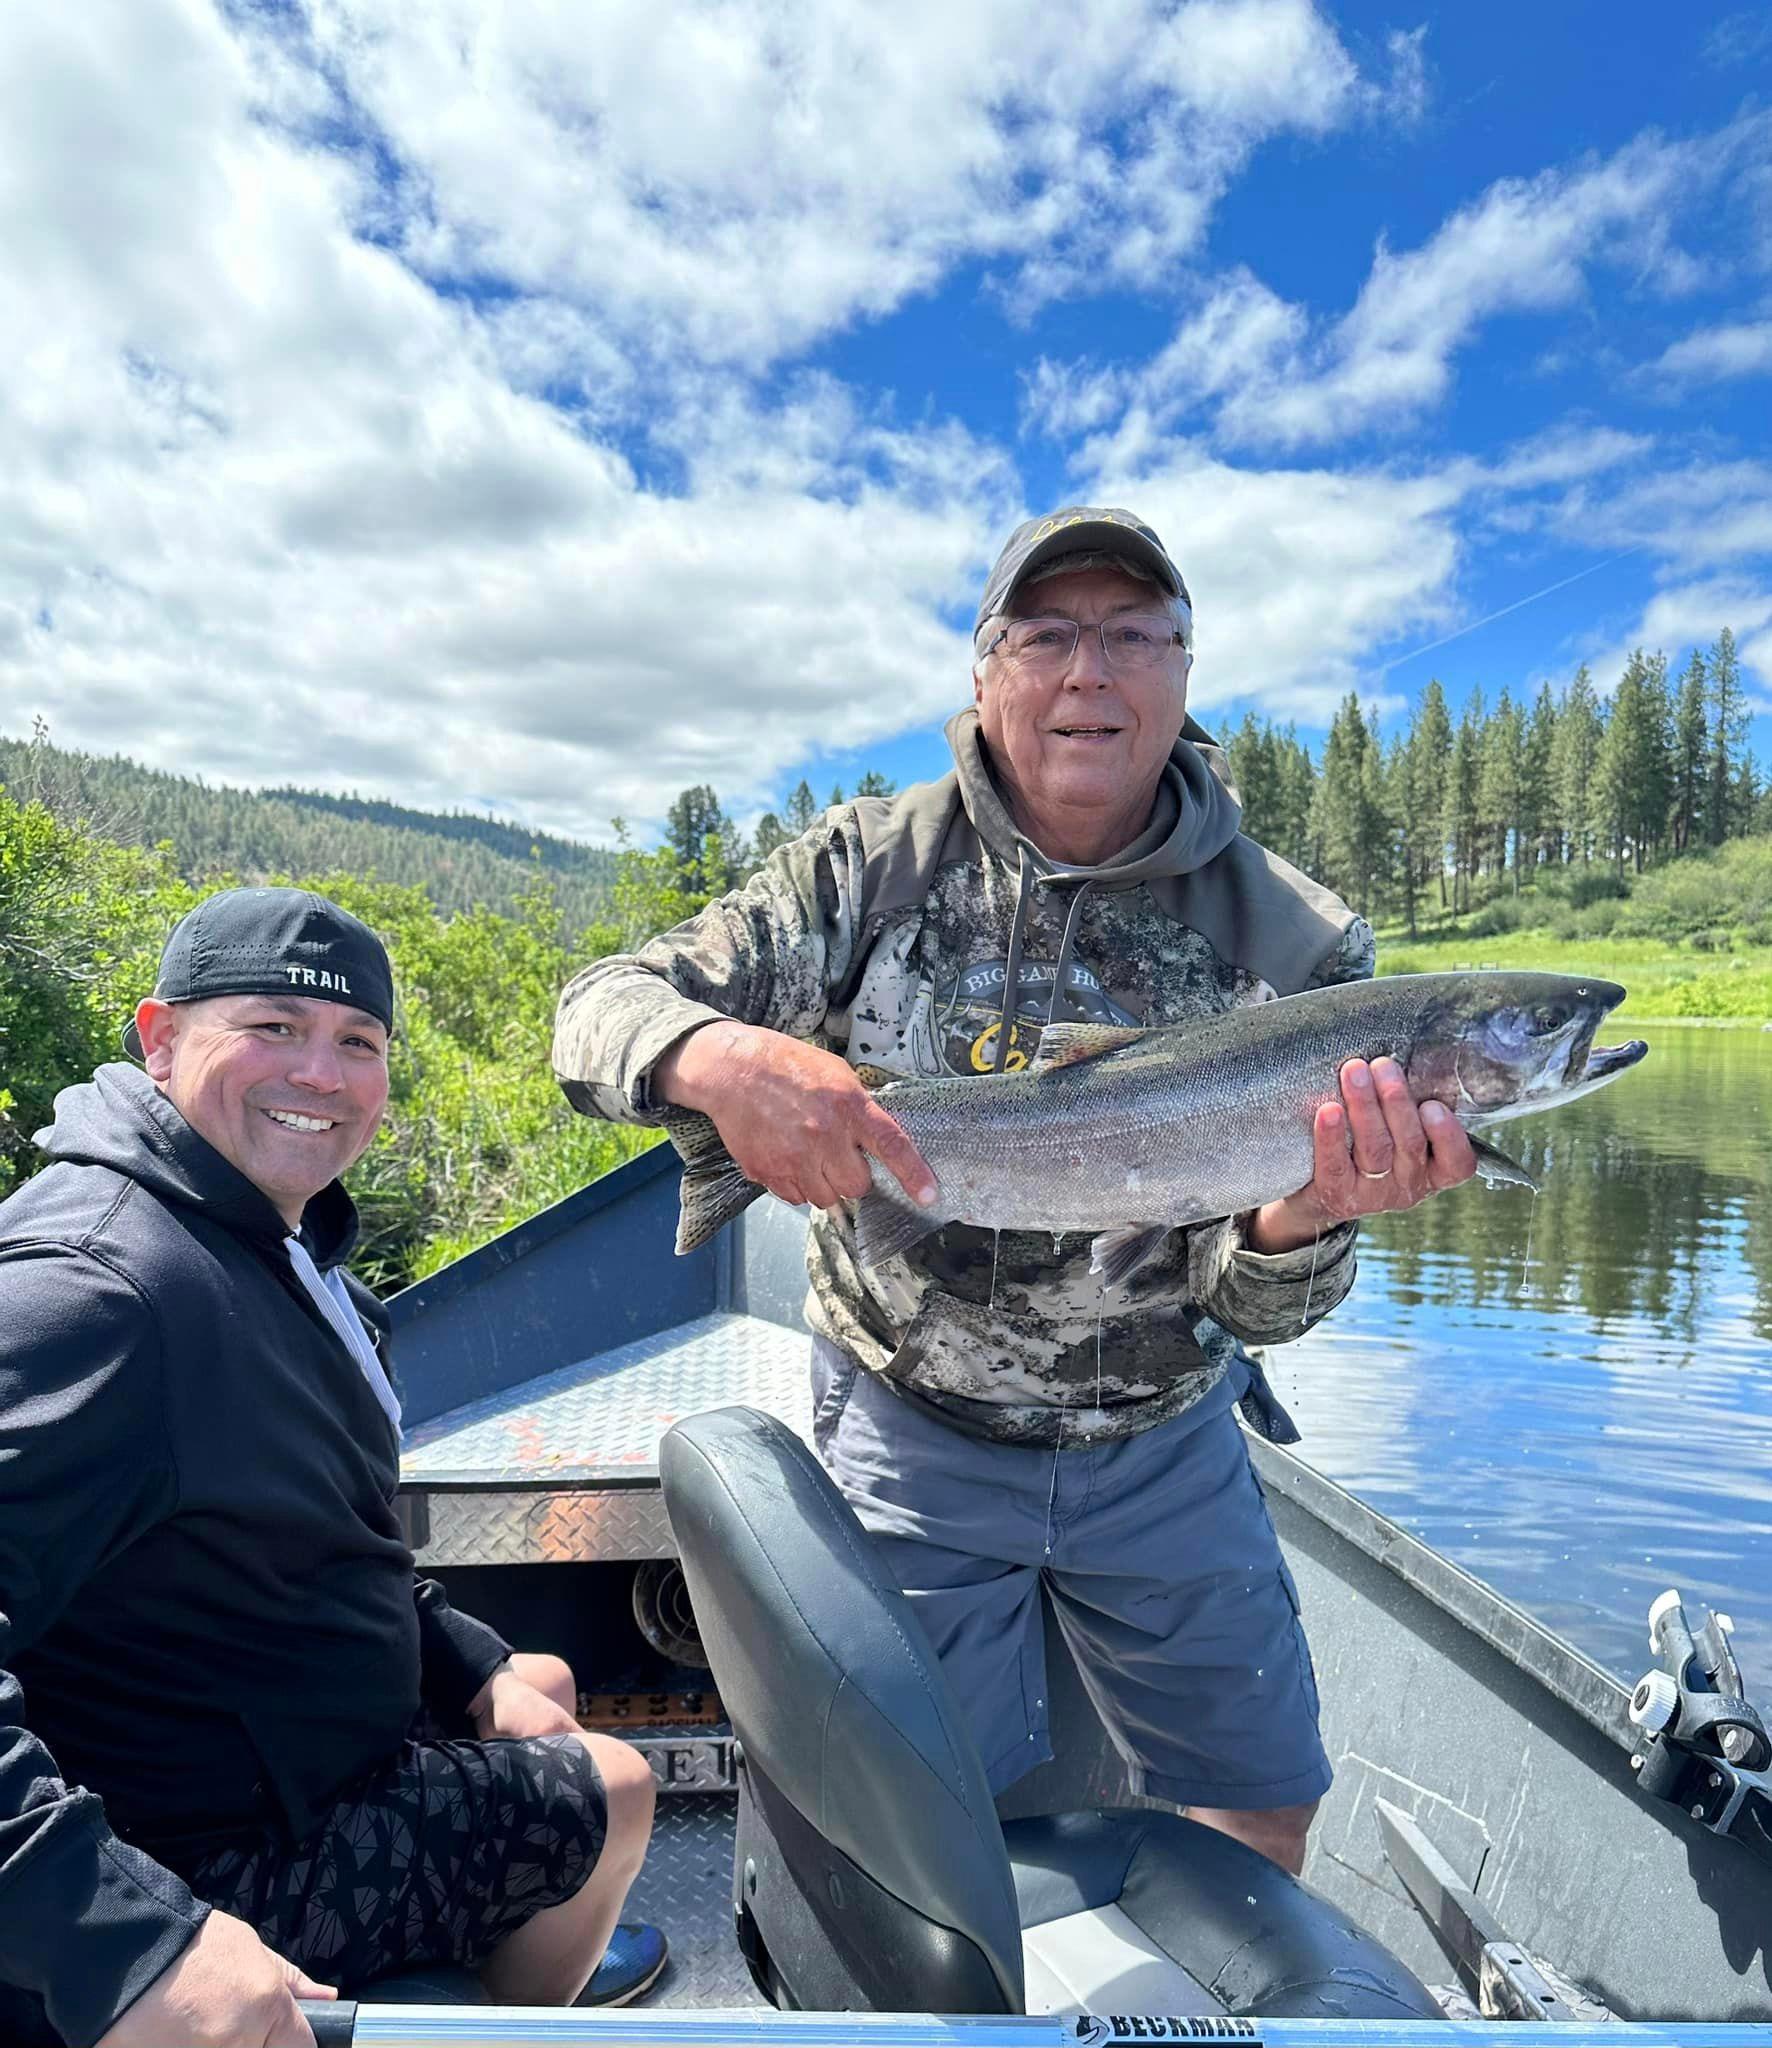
{"left": 1266, "top": 1024, "right": 1772, "bottom": 1689}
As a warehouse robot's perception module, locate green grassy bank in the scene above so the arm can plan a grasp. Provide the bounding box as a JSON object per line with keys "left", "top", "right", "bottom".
{"left": 1378, "top": 930, "right": 1772, "bottom": 1023}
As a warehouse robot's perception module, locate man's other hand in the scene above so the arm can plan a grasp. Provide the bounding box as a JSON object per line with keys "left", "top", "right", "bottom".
{"left": 468, "top": 1663, "right": 580, "bottom": 1742}
{"left": 96, "top": 1910, "right": 334, "bottom": 2048}
{"left": 654, "top": 1020, "right": 938, "bottom": 1214}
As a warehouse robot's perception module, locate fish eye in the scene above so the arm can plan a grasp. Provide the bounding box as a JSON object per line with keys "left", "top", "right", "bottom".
{"left": 1531, "top": 1001, "right": 1574, "bottom": 1034}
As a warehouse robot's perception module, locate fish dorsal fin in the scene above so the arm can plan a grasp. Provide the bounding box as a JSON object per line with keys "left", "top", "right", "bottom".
{"left": 852, "top": 1063, "right": 901, "bottom": 1090}
{"left": 1036, "top": 1021, "right": 1149, "bottom": 1071}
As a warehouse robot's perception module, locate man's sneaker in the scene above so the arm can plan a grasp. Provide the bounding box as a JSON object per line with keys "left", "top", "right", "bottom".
{"left": 578, "top": 1921, "right": 669, "bottom": 2007}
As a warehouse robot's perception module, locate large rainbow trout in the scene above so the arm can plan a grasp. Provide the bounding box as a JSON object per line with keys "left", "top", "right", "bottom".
{"left": 667, "top": 970, "right": 1647, "bottom": 1286}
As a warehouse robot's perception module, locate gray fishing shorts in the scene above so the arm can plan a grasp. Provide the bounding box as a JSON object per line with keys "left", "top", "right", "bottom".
{"left": 811, "top": 1335, "right": 1332, "bottom": 1812}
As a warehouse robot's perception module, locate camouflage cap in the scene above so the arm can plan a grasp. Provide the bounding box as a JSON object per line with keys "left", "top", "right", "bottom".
{"left": 974, "top": 506, "right": 1191, "bottom": 634}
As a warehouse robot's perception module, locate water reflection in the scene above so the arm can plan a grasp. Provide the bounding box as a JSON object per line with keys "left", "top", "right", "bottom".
{"left": 1269, "top": 1027, "right": 1772, "bottom": 1688}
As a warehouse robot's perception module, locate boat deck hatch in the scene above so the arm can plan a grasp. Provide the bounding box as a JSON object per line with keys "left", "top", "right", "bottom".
{"left": 398, "top": 1311, "right": 811, "bottom": 1566}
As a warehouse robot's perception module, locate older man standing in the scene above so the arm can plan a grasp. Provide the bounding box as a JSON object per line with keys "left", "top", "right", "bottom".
{"left": 554, "top": 508, "right": 1477, "bottom": 1876}
{"left": 0, "top": 889, "right": 660, "bottom": 2048}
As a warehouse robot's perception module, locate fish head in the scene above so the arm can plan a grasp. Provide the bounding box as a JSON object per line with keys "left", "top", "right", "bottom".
{"left": 1407, "top": 973, "right": 1648, "bottom": 1125}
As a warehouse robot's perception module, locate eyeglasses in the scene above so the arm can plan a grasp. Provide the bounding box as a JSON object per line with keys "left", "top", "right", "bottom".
{"left": 981, "top": 613, "right": 1191, "bottom": 675}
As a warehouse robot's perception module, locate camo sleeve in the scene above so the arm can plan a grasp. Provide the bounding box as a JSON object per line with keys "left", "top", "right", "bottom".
{"left": 1186, "top": 912, "right": 1374, "bottom": 1343}
{"left": 553, "top": 808, "right": 870, "bottom": 1126}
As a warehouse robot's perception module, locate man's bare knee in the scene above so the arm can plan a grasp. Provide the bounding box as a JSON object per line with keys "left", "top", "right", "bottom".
{"left": 582, "top": 1730, "right": 655, "bottom": 1876}
{"left": 1185, "top": 1798, "right": 1318, "bottom": 1877}
{"left": 509, "top": 1651, "right": 578, "bottom": 1717}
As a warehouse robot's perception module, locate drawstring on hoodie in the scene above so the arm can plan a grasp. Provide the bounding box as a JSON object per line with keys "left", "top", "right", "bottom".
{"left": 990, "top": 842, "right": 1101, "bottom": 1070}
{"left": 1046, "top": 876, "right": 1097, "bottom": 1026}
{"left": 992, "top": 846, "right": 1038, "bottom": 1072}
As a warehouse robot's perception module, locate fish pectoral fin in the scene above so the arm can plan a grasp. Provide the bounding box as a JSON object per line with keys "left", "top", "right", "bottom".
{"left": 1089, "top": 1222, "right": 1172, "bottom": 1290}
{"left": 1467, "top": 1133, "right": 1539, "bottom": 1193}
{"left": 853, "top": 1186, "right": 944, "bottom": 1269}
{"left": 851, "top": 1063, "right": 901, "bottom": 1090}
{"left": 662, "top": 1110, "right": 768, "bottom": 1255}
{"left": 1035, "top": 1021, "right": 1149, "bottom": 1071}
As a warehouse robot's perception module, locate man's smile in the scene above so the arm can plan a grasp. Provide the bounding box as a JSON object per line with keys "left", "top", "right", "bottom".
{"left": 261, "top": 1107, "right": 341, "bottom": 1133}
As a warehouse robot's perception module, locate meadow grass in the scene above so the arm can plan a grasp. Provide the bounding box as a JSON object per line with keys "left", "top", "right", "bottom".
{"left": 1376, "top": 928, "right": 1772, "bottom": 1022}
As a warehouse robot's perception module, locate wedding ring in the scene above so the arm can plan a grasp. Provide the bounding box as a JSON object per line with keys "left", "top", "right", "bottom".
{"left": 1358, "top": 1165, "right": 1392, "bottom": 1180}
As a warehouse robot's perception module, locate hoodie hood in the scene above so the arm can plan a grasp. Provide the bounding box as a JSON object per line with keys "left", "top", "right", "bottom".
{"left": 34, "top": 1062, "right": 360, "bottom": 1266}
{"left": 945, "top": 706, "right": 1241, "bottom": 885}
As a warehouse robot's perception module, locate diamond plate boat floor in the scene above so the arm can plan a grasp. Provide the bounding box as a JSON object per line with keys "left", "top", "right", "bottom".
{"left": 612, "top": 1796, "right": 760, "bottom": 2009}
{"left": 400, "top": 1312, "right": 812, "bottom": 1566}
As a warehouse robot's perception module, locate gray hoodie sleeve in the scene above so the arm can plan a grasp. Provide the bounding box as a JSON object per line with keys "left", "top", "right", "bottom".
{"left": 1188, "top": 916, "right": 1376, "bottom": 1344}
{"left": 0, "top": 1244, "right": 208, "bottom": 2048}
{"left": 553, "top": 809, "right": 870, "bottom": 1122}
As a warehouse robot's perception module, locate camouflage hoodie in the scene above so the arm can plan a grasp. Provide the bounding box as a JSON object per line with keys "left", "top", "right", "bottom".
{"left": 554, "top": 709, "right": 1373, "bottom": 1446}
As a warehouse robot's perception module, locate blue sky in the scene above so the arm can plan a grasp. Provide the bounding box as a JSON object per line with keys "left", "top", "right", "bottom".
{"left": 2, "top": 2, "right": 1769, "bottom": 839}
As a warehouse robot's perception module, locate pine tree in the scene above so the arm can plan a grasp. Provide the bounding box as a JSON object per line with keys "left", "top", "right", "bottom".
{"left": 751, "top": 812, "right": 789, "bottom": 862}
{"left": 664, "top": 784, "right": 730, "bottom": 892}
{"left": 1226, "top": 714, "right": 1278, "bottom": 846}
{"left": 1705, "top": 627, "right": 1749, "bottom": 845}
{"left": 1479, "top": 689, "right": 1525, "bottom": 890}
{"left": 785, "top": 779, "right": 819, "bottom": 835}
{"left": 1442, "top": 714, "right": 1479, "bottom": 913}
{"left": 1671, "top": 650, "right": 1708, "bottom": 854}
{"left": 1553, "top": 666, "right": 1604, "bottom": 865}
{"left": 853, "top": 770, "right": 897, "bottom": 798}
{"left": 1522, "top": 682, "right": 1557, "bottom": 871}
{"left": 1408, "top": 680, "right": 1453, "bottom": 909}
{"left": 1593, "top": 661, "right": 1635, "bottom": 875}
{"left": 1637, "top": 651, "right": 1674, "bottom": 868}
{"left": 1316, "top": 695, "right": 1388, "bottom": 912}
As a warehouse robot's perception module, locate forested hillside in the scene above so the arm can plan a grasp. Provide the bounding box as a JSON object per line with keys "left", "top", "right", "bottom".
{"left": 0, "top": 731, "right": 619, "bottom": 931}
{"left": 1225, "top": 629, "right": 1764, "bottom": 938}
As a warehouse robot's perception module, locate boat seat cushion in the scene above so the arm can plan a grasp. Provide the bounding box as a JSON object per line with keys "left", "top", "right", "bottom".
{"left": 661, "top": 1405, "right": 1025, "bottom": 2002}
{"left": 1006, "top": 1811, "right": 1441, "bottom": 2019}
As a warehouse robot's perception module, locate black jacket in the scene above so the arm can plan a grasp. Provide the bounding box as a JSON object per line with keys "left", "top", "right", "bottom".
{"left": 0, "top": 1065, "right": 511, "bottom": 2046}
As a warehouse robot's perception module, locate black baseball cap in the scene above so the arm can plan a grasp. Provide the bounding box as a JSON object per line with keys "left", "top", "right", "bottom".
{"left": 974, "top": 505, "right": 1192, "bottom": 635}
{"left": 122, "top": 887, "right": 395, "bottom": 1060}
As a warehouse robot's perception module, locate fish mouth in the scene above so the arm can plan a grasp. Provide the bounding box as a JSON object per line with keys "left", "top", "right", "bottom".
{"left": 1579, "top": 1036, "right": 1649, "bottom": 1083}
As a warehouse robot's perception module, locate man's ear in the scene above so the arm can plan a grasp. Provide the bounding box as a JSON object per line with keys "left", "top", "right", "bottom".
{"left": 134, "top": 999, "right": 181, "bottom": 1081}
{"left": 973, "top": 664, "right": 987, "bottom": 707}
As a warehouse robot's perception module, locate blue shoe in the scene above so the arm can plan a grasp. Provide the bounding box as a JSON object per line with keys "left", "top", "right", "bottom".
{"left": 578, "top": 1921, "right": 669, "bottom": 2006}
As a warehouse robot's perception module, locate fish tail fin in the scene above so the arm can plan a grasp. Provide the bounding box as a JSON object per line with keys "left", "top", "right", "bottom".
{"left": 853, "top": 1184, "right": 944, "bottom": 1270}
{"left": 664, "top": 1111, "right": 767, "bottom": 1255}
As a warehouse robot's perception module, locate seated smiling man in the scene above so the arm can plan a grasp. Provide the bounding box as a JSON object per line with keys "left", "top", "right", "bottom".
{"left": 0, "top": 889, "right": 661, "bottom": 2048}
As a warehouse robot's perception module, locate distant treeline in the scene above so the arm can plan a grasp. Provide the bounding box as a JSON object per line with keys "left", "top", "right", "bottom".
{"left": 262, "top": 787, "right": 615, "bottom": 879}
{"left": 1, "top": 732, "right": 618, "bottom": 932}
{"left": 1224, "top": 628, "right": 1761, "bottom": 931}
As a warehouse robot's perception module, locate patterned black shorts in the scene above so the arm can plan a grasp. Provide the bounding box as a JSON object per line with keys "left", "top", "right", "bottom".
{"left": 177, "top": 1733, "right": 607, "bottom": 1990}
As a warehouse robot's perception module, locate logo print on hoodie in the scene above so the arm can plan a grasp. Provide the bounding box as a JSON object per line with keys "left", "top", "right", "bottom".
{"left": 936, "top": 957, "right": 1138, "bottom": 1076}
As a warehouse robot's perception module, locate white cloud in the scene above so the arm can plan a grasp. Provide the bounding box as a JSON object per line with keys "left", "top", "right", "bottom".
{"left": 1578, "top": 579, "right": 1772, "bottom": 702}
{"left": 278, "top": 0, "right": 1399, "bottom": 370}
{"left": 1065, "top": 434, "right": 1466, "bottom": 724}
{"left": 0, "top": 0, "right": 1043, "bottom": 838}
{"left": 1550, "top": 459, "right": 1772, "bottom": 569}
{"left": 0, "top": 0, "right": 1436, "bottom": 834}
{"left": 1651, "top": 320, "right": 1772, "bottom": 384}
{"left": 1026, "top": 119, "right": 1769, "bottom": 452}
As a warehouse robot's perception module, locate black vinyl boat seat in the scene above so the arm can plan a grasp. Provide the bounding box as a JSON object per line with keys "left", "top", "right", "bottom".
{"left": 660, "top": 1405, "right": 1442, "bottom": 2020}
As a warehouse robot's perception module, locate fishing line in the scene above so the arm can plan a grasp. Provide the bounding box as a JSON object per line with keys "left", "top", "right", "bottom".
{"left": 1300, "top": 1230, "right": 1322, "bottom": 1328}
